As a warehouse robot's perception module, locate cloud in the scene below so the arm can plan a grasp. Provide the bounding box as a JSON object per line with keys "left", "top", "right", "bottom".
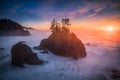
{"left": 0, "top": 0, "right": 120, "bottom": 25}
{"left": 88, "top": 13, "right": 97, "bottom": 18}
{"left": 67, "top": 0, "right": 119, "bottom": 19}
{"left": 95, "top": 7, "right": 105, "bottom": 13}
{"left": 69, "top": 8, "right": 89, "bottom": 17}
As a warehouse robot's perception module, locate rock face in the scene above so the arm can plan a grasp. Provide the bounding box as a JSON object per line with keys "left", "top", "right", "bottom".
{"left": 111, "top": 69, "right": 120, "bottom": 79}
{"left": 38, "top": 31, "right": 86, "bottom": 59}
{"left": 11, "top": 42, "right": 44, "bottom": 67}
{"left": 0, "top": 18, "right": 30, "bottom": 36}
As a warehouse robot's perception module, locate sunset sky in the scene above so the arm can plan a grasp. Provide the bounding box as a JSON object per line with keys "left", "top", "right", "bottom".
{"left": 0, "top": 0, "right": 120, "bottom": 30}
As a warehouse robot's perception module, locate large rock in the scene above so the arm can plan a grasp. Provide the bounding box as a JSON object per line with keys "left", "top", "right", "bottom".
{"left": 11, "top": 42, "right": 44, "bottom": 67}
{"left": 0, "top": 18, "right": 30, "bottom": 36}
{"left": 37, "top": 31, "right": 86, "bottom": 59}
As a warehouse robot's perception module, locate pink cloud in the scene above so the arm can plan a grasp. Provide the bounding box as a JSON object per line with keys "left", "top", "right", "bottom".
{"left": 95, "top": 7, "right": 104, "bottom": 13}
{"left": 68, "top": 8, "right": 89, "bottom": 19}
{"left": 88, "top": 13, "right": 97, "bottom": 18}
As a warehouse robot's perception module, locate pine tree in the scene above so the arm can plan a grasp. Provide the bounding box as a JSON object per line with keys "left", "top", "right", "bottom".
{"left": 50, "top": 19, "right": 56, "bottom": 32}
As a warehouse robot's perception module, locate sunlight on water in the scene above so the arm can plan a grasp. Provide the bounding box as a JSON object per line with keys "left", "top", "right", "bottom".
{"left": 73, "top": 29, "right": 120, "bottom": 48}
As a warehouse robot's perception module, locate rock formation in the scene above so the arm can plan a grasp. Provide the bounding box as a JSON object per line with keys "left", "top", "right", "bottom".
{"left": 35, "top": 18, "right": 86, "bottom": 59}
{"left": 11, "top": 42, "right": 44, "bottom": 67}
{"left": 0, "top": 18, "right": 30, "bottom": 36}
{"left": 36, "top": 31, "right": 86, "bottom": 59}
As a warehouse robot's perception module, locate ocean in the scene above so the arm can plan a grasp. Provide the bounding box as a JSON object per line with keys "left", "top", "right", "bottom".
{"left": 0, "top": 29, "right": 120, "bottom": 80}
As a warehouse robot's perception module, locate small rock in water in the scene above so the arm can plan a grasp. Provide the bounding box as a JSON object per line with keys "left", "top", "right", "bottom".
{"left": 0, "top": 48, "right": 4, "bottom": 50}
{"left": 85, "top": 42, "right": 90, "bottom": 46}
{"left": 40, "top": 50, "right": 48, "bottom": 54}
{"left": 33, "top": 46, "right": 39, "bottom": 50}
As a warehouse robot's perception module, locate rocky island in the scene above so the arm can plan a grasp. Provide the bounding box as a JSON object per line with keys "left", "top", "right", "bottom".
{"left": 0, "top": 18, "right": 30, "bottom": 36}
{"left": 36, "top": 18, "right": 87, "bottom": 59}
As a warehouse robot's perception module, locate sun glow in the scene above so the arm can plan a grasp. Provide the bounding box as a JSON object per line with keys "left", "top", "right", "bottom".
{"left": 107, "top": 27, "right": 114, "bottom": 31}
{"left": 105, "top": 26, "right": 116, "bottom": 31}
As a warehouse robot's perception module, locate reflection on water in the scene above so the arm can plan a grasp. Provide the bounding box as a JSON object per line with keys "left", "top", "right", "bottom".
{"left": 73, "top": 29, "right": 120, "bottom": 48}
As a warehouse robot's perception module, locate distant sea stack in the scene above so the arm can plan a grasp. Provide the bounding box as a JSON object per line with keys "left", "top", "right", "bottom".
{"left": 0, "top": 18, "right": 30, "bottom": 36}
{"left": 36, "top": 18, "right": 86, "bottom": 59}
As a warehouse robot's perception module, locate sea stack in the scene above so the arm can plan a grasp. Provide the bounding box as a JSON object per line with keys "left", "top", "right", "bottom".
{"left": 37, "top": 18, "right": 86, "bottom": 59}
{"left": 11, "top": 42, "right": 44, "bottom": 67}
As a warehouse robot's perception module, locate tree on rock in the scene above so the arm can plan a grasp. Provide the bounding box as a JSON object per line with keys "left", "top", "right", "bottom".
{"left": 36, "top": 18, "right": 87, "bottom": 59}
{"left": 50, "top": 19, "right": 60, "bottom": 32}
{"left": 50, "top": 18, "right": 71, "bottom": 32}
{"left": 61, "top": 18, "right": 70, "bottom": 31}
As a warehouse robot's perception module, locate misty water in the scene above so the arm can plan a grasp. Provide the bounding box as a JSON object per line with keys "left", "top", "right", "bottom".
{"left": 0, "top": 30, "right": 120, "bottom": 80}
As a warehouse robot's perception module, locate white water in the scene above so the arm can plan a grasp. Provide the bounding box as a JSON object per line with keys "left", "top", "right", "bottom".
{"left": 0, "top": 30, "right": 120, "bottom": 80}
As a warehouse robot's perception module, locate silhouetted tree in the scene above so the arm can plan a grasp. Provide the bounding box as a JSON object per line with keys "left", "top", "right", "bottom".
{"left": 50, "top": 19, "right": 56, "bottom": 32}
{"left": 55, "top": 23, "right": 60, "bottom": 32}
{"left": 50, "top": 18, "right": 71, "bottom": 32}
{"left": 50, "top": 19, "right": 61, "bottom": 32}
{"left": 61, "top": 18, "right": 70, "bottom": 31}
